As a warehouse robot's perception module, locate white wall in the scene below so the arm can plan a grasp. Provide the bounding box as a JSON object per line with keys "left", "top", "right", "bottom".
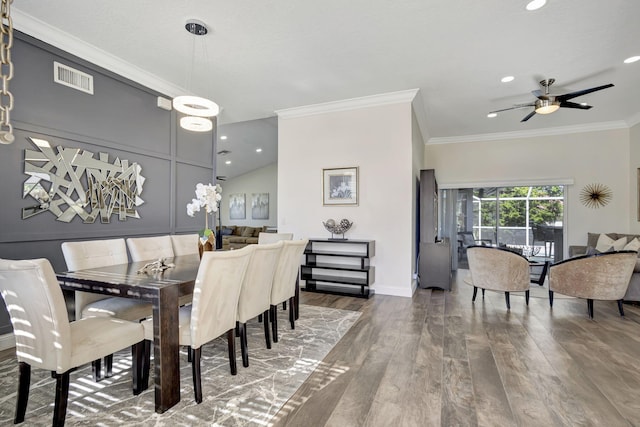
{"left": 278, "top": 101, "right": 416, "bottom": 297}
{"left": 425, "top": 128, "right": 631, "bottom": 254}
{"left": 630, "top": 122, "right": 640, "bottom": 234}
{"left": 411, "top": 109, "right": 426, "bottom": 285}
{"left": 219, "top": 163, "right": 278, "bottom": 227}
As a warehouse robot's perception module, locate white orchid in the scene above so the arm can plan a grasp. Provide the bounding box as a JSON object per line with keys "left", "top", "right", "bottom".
{"left": 186, "top": 183, "right": 222, "bottom": 235}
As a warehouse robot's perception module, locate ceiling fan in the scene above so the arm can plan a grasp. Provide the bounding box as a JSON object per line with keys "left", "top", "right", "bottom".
{"left": 489, "top": 78, "right": 614, "bottom": 122}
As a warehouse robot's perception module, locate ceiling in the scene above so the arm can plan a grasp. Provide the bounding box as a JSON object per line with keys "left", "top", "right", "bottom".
{"left": 11, "top": 0, "right": 640, "bottom": 178}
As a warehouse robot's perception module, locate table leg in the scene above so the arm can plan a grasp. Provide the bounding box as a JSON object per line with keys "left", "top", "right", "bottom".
{"left": 152, "top": 285, "right": 180, "bottom": 413}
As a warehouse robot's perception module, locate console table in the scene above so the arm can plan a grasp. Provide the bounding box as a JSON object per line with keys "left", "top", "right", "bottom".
{"left": 300, "top": 239, "right": 375, "bottom": 298}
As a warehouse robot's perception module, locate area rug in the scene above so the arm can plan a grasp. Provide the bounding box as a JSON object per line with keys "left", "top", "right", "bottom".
{"left": 0, "top": 304, "right": 360, "bottom": 426}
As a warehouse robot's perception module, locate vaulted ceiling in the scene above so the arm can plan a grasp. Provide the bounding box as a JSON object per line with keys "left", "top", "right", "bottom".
{"left": 12, "top": 0, "right": 640, "bottom": 177}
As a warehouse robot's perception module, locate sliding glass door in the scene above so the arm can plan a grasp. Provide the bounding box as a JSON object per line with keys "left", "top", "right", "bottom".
{"left": 447, "top": 185, "right": 564, "bottom": 268}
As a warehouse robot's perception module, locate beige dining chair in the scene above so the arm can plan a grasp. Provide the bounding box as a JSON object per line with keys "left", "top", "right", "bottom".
{"left": 270, "top": 239, "right": 308, "bottom": 342}
{"left": 258, "top": 232, "right": 293, "bottom": 244}
{"left": 61, "top": 238, "right": 152, "bottom": 380}
{"left": 236, "top": 241, "right": 283, "bottom": 367}
{"left": 465, "top": 246, "right": 530, "bottom": 309}
{"left": 141, "top": 245, "right": 254, "bottom": 404}
{"left": 548, "top": 250, "right": 637, "bottom": 319}
{"left": 126, "top": 235, "right": 174, "bottom": 262}
{"left": 171, "top": 233, "right": 200, "bottom": 256}
{"left": 0, "top": 258, "right": 148, "bottom": 427}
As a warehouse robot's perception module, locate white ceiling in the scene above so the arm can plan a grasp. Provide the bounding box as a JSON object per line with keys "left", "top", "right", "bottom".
{"left": 11, "top": 0, "right": 640, "bottom": 177}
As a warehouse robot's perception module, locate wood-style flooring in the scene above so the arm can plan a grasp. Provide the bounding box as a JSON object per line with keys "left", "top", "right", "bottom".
{"left": 272, "top": 270, "right": 640, "bottom": 427}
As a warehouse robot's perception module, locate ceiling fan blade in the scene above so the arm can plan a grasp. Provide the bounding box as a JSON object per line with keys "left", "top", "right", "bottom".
{"left": 489, "top": 103, "right": 535, "bottom": 114}
{"left": 532, "top": 89, "right": 549, "bottom": 100}
{"left": 556, "top": 83, "right": 614, "bottom": 102}
{"left": 520, "top": 111, "right": 536, "bottom": 122}
{"left": 559, "top": 101, "right": 593, "bottom": 110}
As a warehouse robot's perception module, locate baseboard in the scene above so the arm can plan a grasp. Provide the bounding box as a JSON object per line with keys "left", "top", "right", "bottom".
{"left": 0, "top": 333, "right": 15, "bottom": 351}
{"left": 373, "top": 285, "right": 414, "bottom": 298}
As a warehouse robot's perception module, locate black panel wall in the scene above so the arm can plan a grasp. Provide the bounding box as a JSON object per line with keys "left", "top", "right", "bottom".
{"left": 0, "top": 32, "right": 216, "bottom": 334}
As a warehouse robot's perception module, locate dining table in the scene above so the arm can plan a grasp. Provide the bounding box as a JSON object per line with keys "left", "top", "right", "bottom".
{"left": 56, "top": 254, "right": 201, "bottom": 413}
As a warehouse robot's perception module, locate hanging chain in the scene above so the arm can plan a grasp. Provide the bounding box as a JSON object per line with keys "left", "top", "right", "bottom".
{"left": 0, "top": 0, "right": 14, "bottom": 145}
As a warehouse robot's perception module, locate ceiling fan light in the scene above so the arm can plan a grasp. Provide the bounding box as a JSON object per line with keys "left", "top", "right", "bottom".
{"left": 180, "top": 116, "right": 213, "bottom": 132}
{"left": 535, "top": 99, "right": 560, "bottom": 114}
{"left": 173, "top": 95, "right": 220, "bottom": 117}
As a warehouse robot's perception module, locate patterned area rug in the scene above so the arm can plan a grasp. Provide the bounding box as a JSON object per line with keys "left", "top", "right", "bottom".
{"left": 0, "top": 304, "right": 360, "bottom": 426}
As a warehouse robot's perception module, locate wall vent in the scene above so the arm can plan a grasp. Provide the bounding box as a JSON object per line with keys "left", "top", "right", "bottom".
{"left": 217, "top": 150, "right": 231, "bottom": 155}
{"left": 53, "top": 61, "right": 94, "bottom": 95}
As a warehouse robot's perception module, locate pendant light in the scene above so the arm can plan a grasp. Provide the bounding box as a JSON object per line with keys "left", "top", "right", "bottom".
{"left": 174, "top": 20, "right": 219, "bottom": 132}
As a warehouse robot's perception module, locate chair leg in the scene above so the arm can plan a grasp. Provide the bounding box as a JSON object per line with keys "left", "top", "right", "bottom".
{"left": 263, "top": 309, "right": 271, "bottom": 349}
{"left": 525, "top": 290, "right": 530, "bottom": 306}
{"left": 15, "top": 362, "right": 30, "bottom": 424}
{"left": 294, "top": 277, "right": 300, "bottom": 320}
{"left": 505, "top": 292, "right": 511, "bottom": 310}
{"left": 131, "top": 341, "right": 148, "bottom": 395}
{"left": 258, "top": 313, "right": 263, "bottom": 323}
{"left": 235, "top": 321, "right": 240, "bottom": 338}
{"left": 142, "top": 340, "right": 151, "bottom": 391}
{"left": 239, "top": 322, "right": 249, "bottom": 368}
{"left": 282, "top": 301, "right": 287, "bottom": 310}
{"left": 92, "top": 359, "right": 103, "bottom": 382}
{"left": 289, "top": 297, "right": 295, "bottom": 330}
{"left": 472, "top": 286, "right": 478, "bottom": 302}
{"left": 53, "top": 371, "right": 70, "bottom": 427}
{"left": 618, "top": 299, "right": 625, "bottom": 316}
{"left": 191, "top": 347, "right": 202, "bottom": 404}
{"left": 271, "top": 305, "right": 279, "bottom": 343}
{"left": 105, "top": 354, "right": 113, "bottom": 378}
{"left": 587, "top": 299, "right": 594, "bottom": 319}
{"left": 226, "top": 329, "right": 237, "bottom": 375}
{"left": 482, "top": 289, "right": 485, "bottom": 299}
{"left": 549, "top": 290, "right": 554, "bottom": 307}
{"left": 187, "top": 346, "right": 193, "bottom": 363}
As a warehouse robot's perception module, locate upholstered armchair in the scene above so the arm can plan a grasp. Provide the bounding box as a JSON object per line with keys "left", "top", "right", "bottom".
{"left": 465, "top": 246, "right": 530, "bottom": 309}
{"left": 0, "top": 258, "right": 148, "bottom": 426}
{"left": 548, "top": 250, "right": 637, "bottom": 318}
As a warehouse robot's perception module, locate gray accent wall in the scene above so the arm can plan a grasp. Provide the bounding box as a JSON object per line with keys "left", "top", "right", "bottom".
{"left": 0, "top": 32, "right": 216, "bottom": 333}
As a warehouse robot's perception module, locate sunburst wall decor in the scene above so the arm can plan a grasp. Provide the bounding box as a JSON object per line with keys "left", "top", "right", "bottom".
{"left": 580, "top": 183, "right": 612, "bottom": 208}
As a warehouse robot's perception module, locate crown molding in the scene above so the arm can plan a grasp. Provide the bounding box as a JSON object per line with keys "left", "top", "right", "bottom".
{"left": 627, "top": 112, "right": 640, "bottom": 128}
{"left": 13, "top": 8, "right": 184, "bottom": 98}
{"left": 275, "top": 89, "right": 419, "bottom": 119}
{"left": 427, "top": 120, "right": 629, "bottom": 145}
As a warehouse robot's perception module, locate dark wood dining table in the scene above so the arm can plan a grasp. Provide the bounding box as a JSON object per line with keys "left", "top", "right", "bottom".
{"left": 56, "top": 254, "right": 201, "bottom": 413}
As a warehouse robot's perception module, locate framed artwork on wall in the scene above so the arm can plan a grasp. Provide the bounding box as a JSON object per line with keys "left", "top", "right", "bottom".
{"left": 229, "top": 193, "right": 246, "bottom": 220}
{"left": 323, "top": 167, "right": 358, "bottom": 206}
{"left": 251, "top": 193, "right": 269, "bottom": 219}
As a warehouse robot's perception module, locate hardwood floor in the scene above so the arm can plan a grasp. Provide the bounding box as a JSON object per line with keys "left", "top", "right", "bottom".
{"left": 273, "top": 271, "right": 640, "bottom": 427}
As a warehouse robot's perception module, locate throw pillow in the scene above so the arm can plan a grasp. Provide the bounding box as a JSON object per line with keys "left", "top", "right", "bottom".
{"left": 595, "top": 234, "right": 627, "bottom": 252}
{"left": 221, "top": 227, "right": 234, "bottom": 236}
{"left": 241, "top": 227, "right": 254, "bottom": 237}
{"left": 624, "top": 237, "right": 640, "bottom": 252}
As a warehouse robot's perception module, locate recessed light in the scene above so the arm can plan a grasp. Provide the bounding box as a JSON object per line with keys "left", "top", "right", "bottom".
{"left": 580, "top": 102, "right": 588, "bottom": 106}
{"left": 526, "top": 0, "right": 546, "bottom": 11}
{"left": 220, "top": 135, "right": 227, "bottom": 140}
{"left": 501, "top": 76, "right": 515, "bottom": 83}
{"left": 256, "top": 148, "right": 262, "bottom": 153}
{"left": 487, "top": 113, "right": 497, "bottom": 118}
{"left": 624, "top": 56, "right": 640, "bottom": 64}
{"left": 225, "top": 160, "right": 231, "bottom": 165}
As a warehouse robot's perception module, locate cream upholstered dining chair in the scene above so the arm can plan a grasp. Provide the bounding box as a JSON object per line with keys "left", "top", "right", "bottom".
{"left": 258, "top": 232, "right": 293, "bottom": 244}
{"left": 170, "top": 233, "right": 200, "bottom": 256}
{"left": 236, "top": 241, "right": 283, "bottom": 367}
{"left": 270, "top": 239, "right": 308, "bottom": 342}
{"left": 0, "top": 258, "right": 148, "bottom": 427}
{"left": 548, "top": 251, "right": 637, "bottom": 319}
{"left": 61, "top": 238, "right": 152, "bottom": 380}
{"left": 141, "top": 245, "right": 253, "bottom": 404}
{"left": 465, "top": 246, "right": 530, "bottom": 309}
{"left": 126, "top": 235, "right": 174, "bottom": 262}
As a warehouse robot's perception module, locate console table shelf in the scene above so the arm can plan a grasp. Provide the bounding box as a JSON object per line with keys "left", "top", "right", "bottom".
{"left": 301, "top": 239, "right": 375, "bottom": 298}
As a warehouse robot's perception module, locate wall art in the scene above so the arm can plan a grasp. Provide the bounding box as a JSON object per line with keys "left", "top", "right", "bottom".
{"left": 251, "top": 193, "right": 269, "bottom": 219}
{"left": 323, "top": 166, "right": 358, "bottom": 206}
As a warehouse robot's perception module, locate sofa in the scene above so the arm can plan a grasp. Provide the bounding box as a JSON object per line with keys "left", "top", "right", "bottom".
{"left": 217, "top": 225, "right": 268, "bottom": 250}
{"left": 569, "top": 232, "right": 640, "bottom": 302}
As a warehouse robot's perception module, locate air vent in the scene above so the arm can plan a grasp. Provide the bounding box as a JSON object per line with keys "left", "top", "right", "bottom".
{"left": 216, "top": 176, "right": 227, "bottom": 181}
{"left": 53, "top": 61, "right": 94, "bottom": 95}
{"left": 217, "top": 150, "right": 231, "bottom": 156}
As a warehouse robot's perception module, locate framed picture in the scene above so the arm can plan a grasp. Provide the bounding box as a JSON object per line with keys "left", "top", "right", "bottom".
{"left": 229, "top": 193, "right": 246, "bottom": 220}
{"left": 251, "top": 193, "right": 269, "bottom": 219}
{"left": 323, "top": 167, "right": 358, "bottom": 206}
